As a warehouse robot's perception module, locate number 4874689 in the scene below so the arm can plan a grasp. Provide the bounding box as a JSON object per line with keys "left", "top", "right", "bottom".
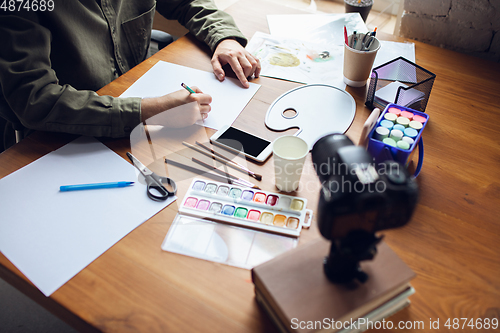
{"left": 1, "top": 0, "right": 55, "bottom": 11}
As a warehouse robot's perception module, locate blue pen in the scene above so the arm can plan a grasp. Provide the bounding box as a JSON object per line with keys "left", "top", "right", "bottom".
{"left": 60, "top": 181, "right": 134, "bottom": 192}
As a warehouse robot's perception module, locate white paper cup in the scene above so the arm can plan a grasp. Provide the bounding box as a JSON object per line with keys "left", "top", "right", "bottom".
{"left": 273, "top": 136, "right": 309, "bottom": 192}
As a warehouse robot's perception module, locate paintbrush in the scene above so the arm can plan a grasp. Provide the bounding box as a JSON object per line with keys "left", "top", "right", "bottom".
{"left": 194, "top": 141, "right": 263, "bottom": 181}
{"left": 165, "top": 157, "right": 259, "bottom": 189}
{"left": 191, "top": 157, "right": 260, "bottom": 189}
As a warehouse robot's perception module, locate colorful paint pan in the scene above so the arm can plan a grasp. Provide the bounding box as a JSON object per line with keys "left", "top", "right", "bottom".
{"left": 234, "top": 207, "right": 248, "bottom": 218}
{"left": 247, "top": 210, "right": 261, "bottom": 221}
{"left": 291, "top": 199, "right": 304, "bottom": 211}
{"left": 253, "top": 192, "right": 266, "bottom": 203}
{"left": 192, "top": 180, "right": 206, "bottom": 191}
{"left": 260, "top": 212, "right": 274, "bottom": 225}
{"left": 241, "top": 190, "right": 254, "bottom": 201}
{"left": 185, "top": 197, "right": 198, "bottom": 208}
{"left": 273, "top": 215, "right": 287, "bottom": 227}
{"left": 205, "top": 183, "right": 217, "bottom": 194}
{"left": 217, "top": 186, "right": 229, "bottom": 196}
{"left": 196, "top": 199, "right": 210, "bottom": 210}
{"left": 209, "top": 202, "right": 222, "bottom": 213}
{"left": 286, "top": 217, "right": 300, "bottom": 229}
{"left": 222, "top": 205, "right": 235, "bottom": 216}
{"left": 179, "top": 178, "right": 314, "bottom": 237}
{"left": 266, "top": 195, "right": 279, "bottom": 206}
{"left": 229, "top": 188, "right": 242, "bottom": 199}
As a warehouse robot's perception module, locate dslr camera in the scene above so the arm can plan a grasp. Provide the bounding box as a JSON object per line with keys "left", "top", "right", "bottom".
{"left": 311, "top": 134, "right": 419, "bottom": 283}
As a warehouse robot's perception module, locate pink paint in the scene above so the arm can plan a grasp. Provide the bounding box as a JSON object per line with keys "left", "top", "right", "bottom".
{"left": 247, "top": 210, "right": 261, "bottom": 221}
{"left": 184, "top": 197, "right": 198, "bottom": 208}
{"left": 196, "top": 199, "right": 210, "bottom": 210}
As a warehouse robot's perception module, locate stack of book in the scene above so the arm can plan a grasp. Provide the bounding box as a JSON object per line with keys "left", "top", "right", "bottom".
{"left": 252, "top": 238, "right": 415, "bottom": 333}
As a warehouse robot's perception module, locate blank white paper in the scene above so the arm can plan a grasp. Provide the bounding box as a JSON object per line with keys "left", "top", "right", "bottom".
{"left": 119, "top": 61, "right": 260, "bottom": 130}
{"left": 0, "top": 137, "right": 175, "bottom": 296}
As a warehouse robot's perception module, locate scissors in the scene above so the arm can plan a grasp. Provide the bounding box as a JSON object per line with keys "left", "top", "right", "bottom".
{"left": 127, "top": 152, "right": 177, "bottom": 201}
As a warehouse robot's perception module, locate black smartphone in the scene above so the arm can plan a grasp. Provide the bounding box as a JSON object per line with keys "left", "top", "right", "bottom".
{"left": 210, "top": 125, "right": 273, "bottom": 162}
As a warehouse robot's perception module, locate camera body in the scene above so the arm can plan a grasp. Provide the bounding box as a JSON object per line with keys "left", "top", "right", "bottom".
{"left": 311, "top": 134, "right": 419, "bottom": 283}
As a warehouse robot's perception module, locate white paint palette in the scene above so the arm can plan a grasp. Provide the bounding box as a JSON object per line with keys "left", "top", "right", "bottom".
{"left": 265, "top": 84, "right": 356, "bottom": 150}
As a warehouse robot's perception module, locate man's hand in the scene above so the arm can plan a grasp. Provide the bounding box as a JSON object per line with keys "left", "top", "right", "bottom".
{"left": 211, "top": 39, "right": 261, "bottom": 88}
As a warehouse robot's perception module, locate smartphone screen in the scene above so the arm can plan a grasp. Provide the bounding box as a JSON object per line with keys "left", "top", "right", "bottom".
{"left": 214, "top": 127, "right": 271, "bottom": 158}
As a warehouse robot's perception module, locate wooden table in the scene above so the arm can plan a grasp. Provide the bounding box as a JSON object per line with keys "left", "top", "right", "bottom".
{"left": 1, "top": 0, "right": 499, "bottom": 332}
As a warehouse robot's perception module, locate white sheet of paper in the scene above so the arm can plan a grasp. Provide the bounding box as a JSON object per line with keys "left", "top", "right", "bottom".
{"left": 0, "top": 137, "right": 175, "bottom": 296}
{"left": 375, "top": 81, "right": 425, "bottom": 106}
{"left": 119, "top": 61, "right": 260, "bottom": 130}
{"left": 374, "top": 41, "right": 416, "bottom": 69}
{"left": 267, "top": 13, "right": 369, "bottom": 43}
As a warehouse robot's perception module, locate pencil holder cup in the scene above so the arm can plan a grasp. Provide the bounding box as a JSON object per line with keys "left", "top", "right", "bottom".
{"left": 343, "top": 33, "right": 380, "bottom": 87}
{"left": 365, "top": 57, "right": 436, "bottom": 112}
{"left": 367, "top": 103, "right": 429, "bottom": 177}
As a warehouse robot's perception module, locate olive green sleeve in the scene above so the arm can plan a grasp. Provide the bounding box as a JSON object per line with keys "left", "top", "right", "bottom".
{"left": 0, "top": 15, "right": 142, "bottom": 138}
{"left": 156, "top": 0, "right": 248, "bottom": 51}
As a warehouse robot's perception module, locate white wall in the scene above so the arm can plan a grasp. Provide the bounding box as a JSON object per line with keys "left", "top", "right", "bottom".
{"left": 399, "top": 0, "right": 500, "bottom": 62}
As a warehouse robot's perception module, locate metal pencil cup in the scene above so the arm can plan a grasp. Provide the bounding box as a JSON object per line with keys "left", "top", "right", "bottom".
{"left": 365, "top": 57, "right": 436, "bottom": 112}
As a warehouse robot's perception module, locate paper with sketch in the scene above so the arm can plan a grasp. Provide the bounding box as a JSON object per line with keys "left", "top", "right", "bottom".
{"left": 246, "top": 31, "right": 345, "bottom": 88}
{"left": 120, "top": 61, "right": 260, "bottom": 130}
{"left": 0, "top": 137, "right": 175, "bottom": 296}
{"left": 267, "top": 14, "right": 416, "bottom": 79}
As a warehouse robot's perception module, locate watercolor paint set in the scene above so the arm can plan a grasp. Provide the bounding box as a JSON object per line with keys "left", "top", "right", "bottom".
{"left": 178, "top": 178, "right": 313, "bottom": 237}
{"left": 367, "top": 103, "right": 429, "bottom": 167}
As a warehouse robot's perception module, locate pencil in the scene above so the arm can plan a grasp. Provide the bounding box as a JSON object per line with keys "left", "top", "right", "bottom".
{"left": 181, "top": 82, "right": 196, "bottom": 94}
{"left": 60, "top": 181, "right": 134, "bottom": 192}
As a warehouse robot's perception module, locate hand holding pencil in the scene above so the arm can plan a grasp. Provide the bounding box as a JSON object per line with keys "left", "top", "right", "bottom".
{"left": 140, "top": 83, "right": 212, "bottom": 127}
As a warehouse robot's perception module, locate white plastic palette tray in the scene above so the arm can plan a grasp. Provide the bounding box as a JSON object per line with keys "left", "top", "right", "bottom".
{"left": 178, "top": 178, "right": 313, "bottom": 237}
{"left": 265, "top": 84, "right": 356, "bottom": 150}
{"left": 161, "top": 214, "right": 297, "bottom": 269}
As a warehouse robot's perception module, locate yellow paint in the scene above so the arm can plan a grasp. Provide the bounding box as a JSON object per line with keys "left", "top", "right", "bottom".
{"left": 269, "top": 53, "right": 300, "bottom": 67}
{"left": 290, "top": 199, "right": 304, "bottom": 211}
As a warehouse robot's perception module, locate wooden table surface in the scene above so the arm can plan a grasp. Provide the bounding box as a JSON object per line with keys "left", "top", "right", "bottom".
{"left": 1, "top": 0, "right": 499, "bottom": 332}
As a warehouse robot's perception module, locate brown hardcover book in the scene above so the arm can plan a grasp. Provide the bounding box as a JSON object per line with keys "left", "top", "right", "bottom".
{"left": 252, "top": 239, "right": 416, "bottom": 333}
